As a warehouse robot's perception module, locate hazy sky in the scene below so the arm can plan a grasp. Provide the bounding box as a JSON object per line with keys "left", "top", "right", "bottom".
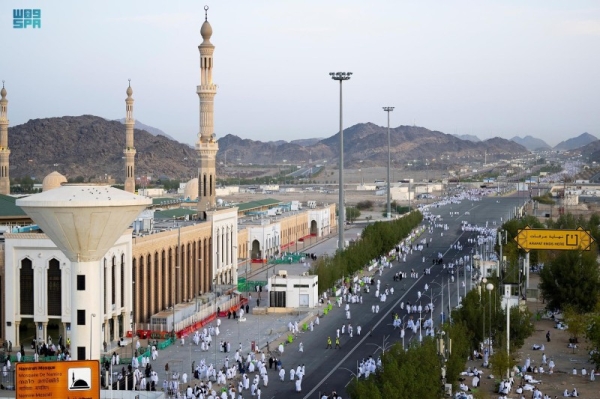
{"left": 3, "top": 1, "right": 600, "bottom": 146}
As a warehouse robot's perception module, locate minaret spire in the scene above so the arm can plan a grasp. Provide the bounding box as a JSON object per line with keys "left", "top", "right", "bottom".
{"left": 196, "top": 7, "right": 219, "bottom": 217}
{"left": 0, "top": 81, "right": 10, "bottom": 195}
{"left": 124, "top": 80, "right": 136, "bottom": 193}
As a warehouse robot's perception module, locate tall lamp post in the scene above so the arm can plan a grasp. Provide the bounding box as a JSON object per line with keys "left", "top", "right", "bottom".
{"left": 330, "top": 71, "right": 352, "bottom": 251}
{"left": 486, "top": 283, "right": 494, "bottom": 356}
{"left": 383, "top": 107, "right": 394, "bottom": 219}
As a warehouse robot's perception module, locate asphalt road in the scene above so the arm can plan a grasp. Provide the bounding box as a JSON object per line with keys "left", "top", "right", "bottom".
{"left": 259, "top": 195, "right": 525, "bottom": 398}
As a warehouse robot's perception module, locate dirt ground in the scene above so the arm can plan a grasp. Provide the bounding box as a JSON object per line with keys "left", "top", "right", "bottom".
{"left": 464, "top": 273, "right": 598, "bottom": 398}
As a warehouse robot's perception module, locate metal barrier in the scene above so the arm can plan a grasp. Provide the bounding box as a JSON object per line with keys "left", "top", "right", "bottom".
{"left": 0, "top": 368, "right": 15, "bottom": 390}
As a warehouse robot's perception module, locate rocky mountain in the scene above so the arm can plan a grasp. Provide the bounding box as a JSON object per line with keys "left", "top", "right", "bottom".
{"left": 554, "top": 132, "right": 598, "bottom": 151}
{"left": 8, "top": 115, "right": 197, "bottom": 181}
{"left": 575, "top": 140, "right": 600, "bottom": 162}
{"left": 116, "top": 118, "right": 176, "bottom": 141}
{"left": 291, "top": 138, "right": 324, "bottom": 147}
{"left": 511, "top": 135, "right": 551, "bottom": 151}
{"left": 216, "top": 123, "right": 528, "bottom": 167}
{"left": 7, "top": 116, "right": 529, "bottom": 182}
{"left": 452, "top": 134, "right": 480, "bottom": 142}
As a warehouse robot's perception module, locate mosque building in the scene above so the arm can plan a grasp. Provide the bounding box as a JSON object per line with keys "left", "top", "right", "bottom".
{"left": 0, "top": 9, "right": 335, "bottom": 358}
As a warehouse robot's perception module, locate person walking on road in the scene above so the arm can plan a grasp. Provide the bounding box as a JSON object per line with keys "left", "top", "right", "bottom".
{"left": 335, "top": 337, "right": 341, "bottom": 349}
{"left": 326, "top": 337, "right": 332, "bottom": 349}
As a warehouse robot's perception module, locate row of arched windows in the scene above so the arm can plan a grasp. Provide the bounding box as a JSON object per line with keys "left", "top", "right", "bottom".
{"left": 19, "top": 258, "right": 61, "bottom": 317}
{"left": 132, "top": 237, "right": 212, "bottom": 323}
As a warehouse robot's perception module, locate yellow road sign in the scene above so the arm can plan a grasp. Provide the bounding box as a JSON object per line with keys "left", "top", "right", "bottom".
{"left": 514, "top": 226, "right": 595, "bottom": 252}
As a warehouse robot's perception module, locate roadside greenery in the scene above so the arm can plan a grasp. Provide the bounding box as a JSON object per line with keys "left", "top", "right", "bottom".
{"left": 539, "top": 213, "right": 600, "bottom": 313}
{"left": 346, "top": 207, "right": 361, "bottom": 223}
{"left": 532, "top": 193, "right": 555, "bottom": 205}
{"left": 347, "top": 322, "right": 472, "bottom": 398}
{"left": 452, "top": 278, "right": 534, "bottom": 354}
{"left": 347, "top": 339, "right": 441, "bottom": 399}
{"left": 310, "top": 211, "right": 423, "bottom": 294}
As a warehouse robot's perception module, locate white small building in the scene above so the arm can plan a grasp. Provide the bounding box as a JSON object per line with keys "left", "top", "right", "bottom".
{"left": 138, "top": 188, "right": 165, "bottom": 197}
{"left": 356, "top": 184, "right": 377, "bottom": 191}
{"left": 268, "top": 271, "right": 318, "bottom": 308}
{"left": 216, "top": 186, "right": 240, "bottom": 196}
{"left": 390, "top": 186, "right": 414, "bottom": 202}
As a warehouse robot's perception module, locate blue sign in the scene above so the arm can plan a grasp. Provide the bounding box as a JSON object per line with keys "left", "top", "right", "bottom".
{"left": 13, "top": 9, "right": 41, "bottom": 29}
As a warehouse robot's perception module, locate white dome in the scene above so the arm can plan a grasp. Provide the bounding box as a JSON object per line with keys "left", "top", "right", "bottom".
{"left": 42, "top": 171, "right": 67, "bottom": 192}
{"left": 184, "top": 178, "right": 199, "bottom": 200}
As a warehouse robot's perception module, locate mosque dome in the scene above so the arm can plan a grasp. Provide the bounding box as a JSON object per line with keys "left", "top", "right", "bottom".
{"left": 126, "top": 86, "right": 133, "bottom": 97}
{"left": 184, "top": 178, "right": 199, "bottom": 200}
{"left": 200, "top": 20, "right": 212, "bottom": 41}
{"left": 0, "top": 86, "right": 6, "bottom": 99}
{"left": 42, "top": 171, "right": 67, "bottom": 192}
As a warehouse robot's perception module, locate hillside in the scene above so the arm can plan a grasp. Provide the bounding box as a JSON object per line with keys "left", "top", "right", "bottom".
{"left": 554, "top": 132, "right": 598, "bottom": 151}
{"left": 7, "top": 116, "right": 529, "bottom": 182}
{"left": 8, "top": 115, "right": 197, "bottom": 181}
{"left": 453, "top": 134, "right": 480, "bottom": 142}
{"left": 511, "top": 135, "right": 551, "bottom": 151}
{"left": 217, "top": 123, "right": 528, "bottom": 167}
{"left": 116, "top": 118, "right": 176, "bottom": 141}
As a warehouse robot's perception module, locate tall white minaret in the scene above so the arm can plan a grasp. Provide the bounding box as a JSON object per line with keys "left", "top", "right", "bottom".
{"left": 196, "top": 5, "right": 219, "bottom": 218}
{"left": 124, "top": 80, "right": 136, "bottom": 193}
{"left": 0, "top": 81, "right": 10, "bottom": 195}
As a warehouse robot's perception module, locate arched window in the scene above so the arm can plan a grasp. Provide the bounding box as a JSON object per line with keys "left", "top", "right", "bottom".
{"left": 154, "top": 252, "right": 159, "bottom": 315}
{"left": 120, "top": 254, "right": 125, "bottom": 308}
{"left": 162, "top": 250, "right": 167, "bottom": 310}
{"left": 132, "top": 258, "right": 137, "bottom": 323}
{"left": 111, "top": 256, "right": 116, "bottom": 305}
{"left": 20, "top": 258, "right": 34, "bottom": 315}
{"left": 103, "top": 258, "right": 107, "bottom": 315}
{"left": 47, "top": 259, "right": 61, "bottom": 316}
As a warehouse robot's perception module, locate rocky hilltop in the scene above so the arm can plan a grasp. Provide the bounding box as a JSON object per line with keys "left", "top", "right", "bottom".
{"left": 8, "top": 115, "right": 197, "bottom": 181}
{"left": 511, "top": 135, "right": 551, "bottom": 151}
{"left": 217, "top": 123, "right": 528, "bottom": 167}
{"left": 554, "top": 132, "right": 598, "bottom": 151}
{"left": 7, "top": 116, "right": 529, "bottom": 181}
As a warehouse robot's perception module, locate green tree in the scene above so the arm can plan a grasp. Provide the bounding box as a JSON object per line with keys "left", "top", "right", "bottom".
{"left": 356, "top": 200, "right": 374, "bottom": 210}
{"left": 563, "top": 305, "right": 587, "bottom": 342}
{"left": 586, "top": 309, "right": 600, "bottom": 368}
{"left": 346, "top": 207, "right": 361, "bottom": 223}
{"left": 539, "top": 248, "right": 600, "bottom": 312}
{"left": 489, "top": 335, "right": 517, "bottom": 380}
{"left": 348, "top": 340, "right": 442, "bottom": 399}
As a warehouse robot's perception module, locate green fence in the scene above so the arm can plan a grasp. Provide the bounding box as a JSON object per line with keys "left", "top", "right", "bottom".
{"left": 237, "top": 278, "right": 267, "bottom": 292}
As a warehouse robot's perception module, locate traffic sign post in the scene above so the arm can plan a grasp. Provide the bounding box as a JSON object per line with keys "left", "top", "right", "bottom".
{"left": 16, "top": 360, "right": 100, "bottom": 399}
{"left": 514, "top": 226, "right": 595, "bottom": 252}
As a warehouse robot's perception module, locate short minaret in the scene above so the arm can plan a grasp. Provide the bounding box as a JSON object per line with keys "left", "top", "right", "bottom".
{"left": 196, "top": 6, "right": 219, "bottom": 218}
{"left": 0, "top": 81, "right": 10, "bottom": 195}
{"left": 123, "top": 80, "right": 136, "bottom": 193}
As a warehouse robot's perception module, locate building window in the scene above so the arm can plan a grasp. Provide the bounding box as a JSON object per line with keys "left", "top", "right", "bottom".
{"left": 103, "top": 258, "right": 107, "bottom": 315}
{"left": 47, "top": 259, "right": 62, "bottom": 316}
{"left": 77, "top": 275, "right": 86, "bottom": 290}
{"left": 111, "top": 256, "right": 116, "bottom": 306}
{"left": 77, "top": 309, "right": 86, "bottom": 325}
{"left": 120, "top": 254, "right": 125, "bottom": 308}
{"left": 20, "top": 258, "right": 34, "bottom": 315}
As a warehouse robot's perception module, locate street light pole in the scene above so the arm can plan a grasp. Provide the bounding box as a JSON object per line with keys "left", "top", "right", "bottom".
{"left": 486, "top": 283, "right": 494, "bottom": 356}
{"left": 330, "top": 71, "right": 352, "bottom": 251}
{"left": 383, "top": 107, "right": 394, "bottom": 219}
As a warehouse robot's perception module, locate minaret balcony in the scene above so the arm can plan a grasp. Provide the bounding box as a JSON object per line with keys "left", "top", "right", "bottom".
{"left": 197, "top": 84, "right": 217, "bottom": 92}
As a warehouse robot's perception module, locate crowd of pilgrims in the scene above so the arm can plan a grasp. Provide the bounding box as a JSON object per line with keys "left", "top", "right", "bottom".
{"left": 88, "top": 188, "right": 503, "bottom": 398}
